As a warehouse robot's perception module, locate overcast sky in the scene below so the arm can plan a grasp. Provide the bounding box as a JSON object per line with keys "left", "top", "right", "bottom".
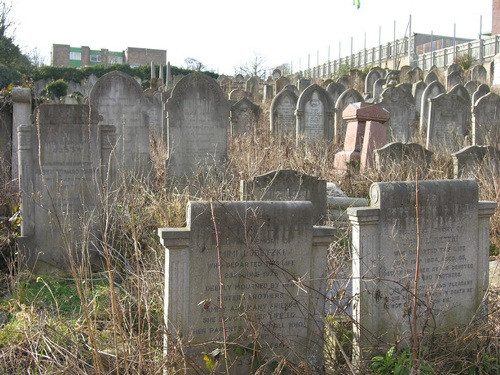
{"left": 10, "top": 0, "right": 493, "bottom": 76}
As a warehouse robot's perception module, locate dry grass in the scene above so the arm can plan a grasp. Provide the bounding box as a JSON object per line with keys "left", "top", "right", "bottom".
{"left": 0, "top": 101, "right": 498, "bottom": 374}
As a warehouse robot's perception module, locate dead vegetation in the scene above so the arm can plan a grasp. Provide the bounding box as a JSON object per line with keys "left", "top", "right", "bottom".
{"left": 0, "top": 102, "right": 498, "bottom": 374}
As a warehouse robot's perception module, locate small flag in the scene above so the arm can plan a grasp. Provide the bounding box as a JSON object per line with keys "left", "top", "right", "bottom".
{"left": 353, "top": 0, "right": 360, "bottom": 9}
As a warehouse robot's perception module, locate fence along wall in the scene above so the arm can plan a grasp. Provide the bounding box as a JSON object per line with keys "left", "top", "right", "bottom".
{"left": 299, "top": 34, "right": 498, "bottom": 80}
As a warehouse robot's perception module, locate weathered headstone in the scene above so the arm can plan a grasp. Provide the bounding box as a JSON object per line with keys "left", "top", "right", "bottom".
{"left": 326, "top": 82, "right": 346, "bottom": 110}
{"left": 407, "top": 67, "right": 423, "bottom": 84}
{"left": 240, "top": 169, "right": 327, "bottom": 224}
{"left": 426, "top": 92, "right": 468, "bottom": 153}
{"left": 228, "top": 88, "right": 250, "bottom": 103}
{"left": 449, "top": 84, "right": 471, "bottom": 107}
{"left": 424, "top": 70, "right": 440, "bottom": 85}
{"left": 334, "top": 88, "right": 364, "bottom": 144}
{"left": 295, "top": 84, "right": 335, "bottom": 142}
{"left": 246, "top": 76, "right": 261, "bottom": 102}
{"left": 298, "top": 78, "right": 312, "bottom": 92}
{"left": 471, "top": 65, "right": 488, "bottom": 84}
{"left": 471, "top": 83, "right": 490, "bottom": 105}
{"left": 378, "top": 86, "right": 416, "bottom": 143}
{"left": 348, "top": 179, "right": 496, "bottom": 361}
{"left": 274, "top": 76, "right": 290, "bottom": 95}
{"left": 89, "top": 71, "right": 152, "bottom": 180}
{"left": 398, "top": 66, "right": 412, "bottom": 84}
{"left": 164, "top": 72, "right": 230, "bottom": 185}
{"left": 364, "top": 68, "right": 385, "bottom": 98}
{"left": 230, "top": 97, "right": 260, "bottom": 136}
{"left": 465, "top": 80, "right": 482, "bottom": 99}
{"left": 372, "top": 78, "right": 386, "bottom": 103}
{"left": 452, "top": 145, "right": 500, "bottom": 178}
{"left": 374, "top": 142, "right": 433, "bottom": 176}
{"left": 472, "top": 92, "right": 500, "bottom": 147}
{"left": 419, "top": 80, "right": 446, "bottom": 136}
{"left": 18, "top": 104, "right": 110, "bottom": 273}
{"left": 270, "top": 88, "right": 298, "bottom": 137}
{"left": 412, "top": 80, "right": 426, "bottom": 117}
{"left": 159, "top": 201, "right": 335, "bottom": 374}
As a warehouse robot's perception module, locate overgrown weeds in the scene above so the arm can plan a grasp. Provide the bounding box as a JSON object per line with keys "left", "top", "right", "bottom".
{"left": 0, "top": 108, "right": 498, "bottom": 374}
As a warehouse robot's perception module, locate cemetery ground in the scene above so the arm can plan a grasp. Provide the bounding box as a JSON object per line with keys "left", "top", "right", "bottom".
{"left": 0, "top": 131, "right": 498, "bottom": 374}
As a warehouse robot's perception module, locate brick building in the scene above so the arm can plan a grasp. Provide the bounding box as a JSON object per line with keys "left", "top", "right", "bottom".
{"left": 51, "top": 44, "right": 166, "bottom": 67}
{"left": 494, "top": 0, "right": 500, "bottom": 34}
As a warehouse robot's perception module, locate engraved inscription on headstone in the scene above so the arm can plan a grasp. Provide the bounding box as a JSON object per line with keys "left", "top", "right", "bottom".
{"left": 159, "top": 201, "right": 335, "bottom": 374}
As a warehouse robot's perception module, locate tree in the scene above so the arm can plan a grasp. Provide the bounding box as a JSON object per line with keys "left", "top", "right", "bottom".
{"left": 184, "top": 57, "right": 206, "bottom": 72}
{"left": 234, "top": 52, "right": 268, "bottom": 79}
{"left": 0, "top": 1, "right": 28, "bottom": 67}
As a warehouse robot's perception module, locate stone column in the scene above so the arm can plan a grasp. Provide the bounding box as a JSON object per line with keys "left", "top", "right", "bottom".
{"left": 158, "top": 228, "right": 191, "bottom": 351}
{"left": 309, "top": 226, "right": 336, "bottom": 372}
{"left": 333, "top": 102, "right": 389, "bottom": 170}
{"left": 17, "top": 125, "right": 34, "bottom": 237}
{"left": 12, "top": 87, "right": 31, "bottom": 181}
{"left": 478, "top": 201, "right": 497, "bottom": 294}
{"left": 347, "top": 206, "right": 381, "bottom": 366}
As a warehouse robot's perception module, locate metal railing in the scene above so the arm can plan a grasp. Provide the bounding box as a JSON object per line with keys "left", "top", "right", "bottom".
{"left": 298, "top": 34, "right": 499, "bottom": 79}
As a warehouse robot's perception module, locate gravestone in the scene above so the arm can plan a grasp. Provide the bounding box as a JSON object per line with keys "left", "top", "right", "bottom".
{"left": 452, "top": 145, "right": 499, "bottom": 178}
{"left": 407, "top": 67, "right": 423, "bottom": 84}
{"left": 378, "top": 86, "right": 416, "bottom": 143}
{"left": 364, "top": 68, "right": 385, "bottom": 98}
{"left": 419, "top": 80, "right": 445, "bottom": 136}
{"left": 274, "top": 76, "right": 290, "bottom": 95}
{"left": 270, "top": 88, "right": 298, "bottom": 137}
{"left": 230, "top": 97, "right": 260, "bottom": 136}
{"left": 240, "top": 169, "right": 327, "bottom": 224}
{"left": 424, "top": 70, "right": 440, "bottom": 85}
{"left": 374, "top": 142, "right": 433, "bottom": 176}
{"left": 272, "top": 68, "right": 282, "bottom": 80}
{"left": 472, "top": 92, "right": 500, "bottom": 147}
{"left": 449, "top": 84, "right": 471, "bottom": 107}
{"left": 372, "top": 78, "right": 386, "bottom": 103}
{"left": 89, "top": 71, "right": 152, "bottom": 181}
{"left": 295, "top": 84, "right": 335, "bottom": 142}
{"left": 398, "top": 66, "right": 412, "bottom": 84}
{"left": 159, "top": 201, "right": 335, "bottom": 374}
{"left": 18, "top": 104, "right": 111, "bottom": 273}
{"left": 347, "top": 179, "right": 496, "bottom": 361}
{"left": 334, "top": 88, "right": 364, "bottom": 144}
{"left": 447, "top": 63, "right": 463, "bottom": 76}
{"left": 321, "top": 79, "right": 333, "bottom": 89}
{"left": 298, "top": 78, "right": 312, "bottom": 92}
{"left": 412, "top": 80, "right": 426, "bottom": 117}
{"left": 471, "top": 83, "right": 490, "bottom": 105}
{"left": 427, "top": 93, "right": 468, "bottom": 153}
{"left": 246, "top": 76, "right": 261, "bottom": 102}
{"left": 164, "top": 72, "right": 230, "bottom": 185}
{"left": 262, "top": 84, "right": 273, "bottom": 103}
{"left": 471, "top": 65, "right": 488, "bottom": 83}
{"left": 337, "top": 76, "right": 350, "bottom": 89}
{"left": 465, "top": 80, "right": 481, "bottom": 99}
{"left": 228, "top": 88, "right": 250, "bottom": 103}
{"left": 326, "top": 82, "right": 346, "bottom": 110}
{"left": 446, "top": 71, "right": 464, "bottom": 91}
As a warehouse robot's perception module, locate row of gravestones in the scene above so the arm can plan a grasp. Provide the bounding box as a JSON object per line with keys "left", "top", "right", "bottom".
{"left": 10, "top": 75, "right": 499, "bottom": 372}
{"left": 10, "top": 69, "right": 500, "bottom": 272}
{"left": 159, "top": 178, "right": 496, "bottom": 373}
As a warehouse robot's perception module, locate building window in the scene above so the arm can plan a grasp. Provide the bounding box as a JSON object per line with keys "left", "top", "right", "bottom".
{"left": 69, "top": 51, "right": 81, "bottom": 60}
{"left": 90, "top": 54, "right": 101, "bottom": 63}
